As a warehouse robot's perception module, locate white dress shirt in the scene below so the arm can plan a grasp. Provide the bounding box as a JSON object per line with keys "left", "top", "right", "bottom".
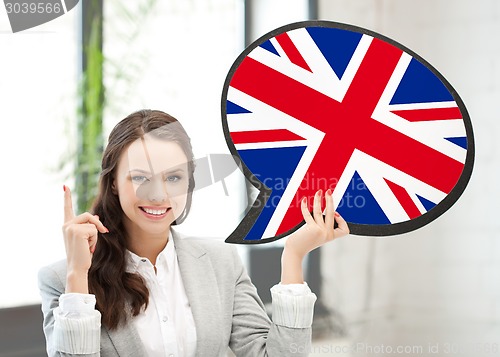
{"left": 124, "top": 237, "right": 197, "bottom": 357}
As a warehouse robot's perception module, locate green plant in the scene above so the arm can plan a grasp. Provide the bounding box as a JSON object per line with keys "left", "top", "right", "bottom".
{"left": 75, "top": 0, "right": 104, "bottom": 213}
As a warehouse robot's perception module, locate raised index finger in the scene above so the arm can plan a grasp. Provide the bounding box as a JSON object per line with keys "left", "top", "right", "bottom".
{"left": 63, "top": 185, "right": 75, "bottom": 223}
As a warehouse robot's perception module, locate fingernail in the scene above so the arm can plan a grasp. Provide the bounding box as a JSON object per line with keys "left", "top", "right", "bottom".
{"left": 302, "top": 197, "right": 307, "bottom": 204}
{"left": 335, "top": 212, "right": 340, "bottom": 217}
{"left": 104, "top": 227, "right": 109, "bottom": 233}
{"left": 94, "top": 214, "right": 99, "bottom": 219}
{"left": 326, "top": 189, "right": 332, "bottom": 195}
{"left": 63, "top": 185, "right": 66, "bottom": 192}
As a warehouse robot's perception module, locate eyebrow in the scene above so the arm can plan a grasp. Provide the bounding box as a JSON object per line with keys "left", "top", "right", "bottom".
{"left": 128, "top": 168, "right": 186, "bottom": 175}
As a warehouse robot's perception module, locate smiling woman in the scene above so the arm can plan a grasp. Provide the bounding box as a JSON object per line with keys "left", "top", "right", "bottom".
{"left": 75, "top": 110, "right": 197, "bottom": 330}
{"left": 37, "top": 109, "right": 349, "bottom": 357}
{"left": 112, "top": 124, "right": 193, "bottom": 261}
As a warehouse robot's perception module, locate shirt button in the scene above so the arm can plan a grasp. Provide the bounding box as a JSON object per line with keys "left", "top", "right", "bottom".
{"left": 162, "top": 316, "right": 168, "bottom": 322}
{"left": 141, "top": 259, "right": 147, "bottom": 263}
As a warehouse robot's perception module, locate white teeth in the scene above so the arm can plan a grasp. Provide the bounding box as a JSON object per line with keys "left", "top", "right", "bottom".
{"left": 143, "top": 208, "right": 167, "bottom": 215}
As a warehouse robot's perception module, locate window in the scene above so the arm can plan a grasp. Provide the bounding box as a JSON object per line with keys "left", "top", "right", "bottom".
{"left": 0, "top": 4, "right": 78, "bottom": 307}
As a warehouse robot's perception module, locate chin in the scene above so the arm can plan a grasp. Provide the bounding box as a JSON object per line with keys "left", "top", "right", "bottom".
{"left": 142, "top": 224, "right": 171, "bottom": 235}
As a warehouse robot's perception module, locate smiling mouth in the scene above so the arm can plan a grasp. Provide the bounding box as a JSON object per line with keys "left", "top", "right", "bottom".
{"left": 139, "top": 207, "right": 170, "bottom": 216}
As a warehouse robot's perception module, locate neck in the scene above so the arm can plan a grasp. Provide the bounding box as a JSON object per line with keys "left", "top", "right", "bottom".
{"left": 124, "top": 223, "right": 171, "bottom": 266}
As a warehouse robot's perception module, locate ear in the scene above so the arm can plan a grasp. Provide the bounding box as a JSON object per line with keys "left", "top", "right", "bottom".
{"left": 111, "top": 179, "right": 118, "bottom": 195}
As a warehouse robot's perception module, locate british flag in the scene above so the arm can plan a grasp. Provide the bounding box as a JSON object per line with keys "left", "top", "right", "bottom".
{"left": 222, "top": 22, "right": 474, "bottom": 242}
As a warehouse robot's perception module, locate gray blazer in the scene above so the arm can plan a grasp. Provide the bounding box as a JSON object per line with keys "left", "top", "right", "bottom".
{"left": 38, "top": 232, "right": 312, "bottom": 357}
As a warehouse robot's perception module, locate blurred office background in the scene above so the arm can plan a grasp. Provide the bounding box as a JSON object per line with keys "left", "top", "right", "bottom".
{"left": 0, "top": 0, "right": 498, "bottom": 356}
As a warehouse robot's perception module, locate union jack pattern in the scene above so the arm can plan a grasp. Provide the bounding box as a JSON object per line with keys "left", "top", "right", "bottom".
{"left": 222, "top": 22, "right": 474, "bottom": 241}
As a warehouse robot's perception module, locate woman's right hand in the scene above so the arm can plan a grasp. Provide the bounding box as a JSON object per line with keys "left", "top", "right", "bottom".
{"left": 62, "top": 186, "right": 108, "bottom": 293}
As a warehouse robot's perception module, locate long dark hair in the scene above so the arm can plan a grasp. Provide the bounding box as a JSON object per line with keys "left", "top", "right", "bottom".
{"left": 89, "top": 109, "right": 195, "bottom": 330}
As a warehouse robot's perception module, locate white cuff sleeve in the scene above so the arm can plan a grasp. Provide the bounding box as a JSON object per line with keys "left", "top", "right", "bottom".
{"left": 270, "top": 282, "right": 317, "bottom": 328}
{"left": 60, "top": 293, "right": 97, "bottom": 315}
{"left": 53, "top": 293, "right": 101, "bottom": 354}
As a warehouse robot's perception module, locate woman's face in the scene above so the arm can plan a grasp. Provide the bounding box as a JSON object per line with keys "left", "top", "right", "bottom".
{"left": 114, "top": 134, "right": 190, "bottom": 239}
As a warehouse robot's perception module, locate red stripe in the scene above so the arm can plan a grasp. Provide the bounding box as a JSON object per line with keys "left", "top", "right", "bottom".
{"left": 231, "top": 129, "right": 305, "bottom": 144}
{"left": 275, "top": 33, "right": 312, "bottom": 72}
{"left": 391, "top": 107, "right": 462, "bottom": 122}
{"left": 384, "top": 179, "right": 421, "bottom": 219}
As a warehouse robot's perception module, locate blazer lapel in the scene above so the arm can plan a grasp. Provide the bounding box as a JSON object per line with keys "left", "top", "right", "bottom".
{"left": 173, "top": 232, "right": 224, "bottom": 357}
{"left": 102, "top": 307, "right": 147, "bottom": 357}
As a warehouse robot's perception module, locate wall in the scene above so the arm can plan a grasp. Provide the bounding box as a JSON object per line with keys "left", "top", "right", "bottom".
{"left": 317, "top": 1, "right": 500, "bottom": 356}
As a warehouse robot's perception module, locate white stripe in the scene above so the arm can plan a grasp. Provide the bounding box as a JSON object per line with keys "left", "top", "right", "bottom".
{"left": 388, "top": 100, "right": 459, "bottom": 111}
{"left": 333, "top": 149, "right": 447, "bottom": 224}
{"left": 372, "top": 52, "right": 467, "bottom": 163}
{"left": 235, "top": 140, "right": 306, "bottom": 151}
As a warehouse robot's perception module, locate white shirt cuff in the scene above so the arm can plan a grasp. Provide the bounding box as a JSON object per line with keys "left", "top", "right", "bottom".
{"left": 54, "top": 293, "right": 101, "bottom": 354}
{"left": 270, "top": 282, "right": 317, "bottom": 328}
{"left": 60, "top": 293, "right": 97, "bottom": 315}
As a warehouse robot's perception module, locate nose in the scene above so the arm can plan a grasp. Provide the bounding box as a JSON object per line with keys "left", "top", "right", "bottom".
{"left": 149, "top": 174, "right": 168, "bottom": 202}
{"left": 136, "top": 173, "right": 168, "bottom": 202}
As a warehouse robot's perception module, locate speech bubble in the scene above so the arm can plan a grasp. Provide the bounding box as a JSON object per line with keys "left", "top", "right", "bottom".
{"left": 221, "top": 21, "right": 474, "bottom": 244}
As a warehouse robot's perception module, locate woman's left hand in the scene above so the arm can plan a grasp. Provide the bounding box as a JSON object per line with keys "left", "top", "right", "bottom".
{"left": 284, "top": 189, "right": 349, "bottom": 260}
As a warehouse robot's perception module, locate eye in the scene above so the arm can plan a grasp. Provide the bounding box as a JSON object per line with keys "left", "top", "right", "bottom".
{"left": 165, "top": 175, "right": 182, "bottom": 183}
{"left": 131, "top": 175, "right": 149, "bottom": 184}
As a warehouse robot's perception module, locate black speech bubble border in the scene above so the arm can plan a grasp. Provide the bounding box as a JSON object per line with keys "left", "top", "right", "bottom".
{"left": 221, "top": 20, "right": 475, "bottom": 243}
